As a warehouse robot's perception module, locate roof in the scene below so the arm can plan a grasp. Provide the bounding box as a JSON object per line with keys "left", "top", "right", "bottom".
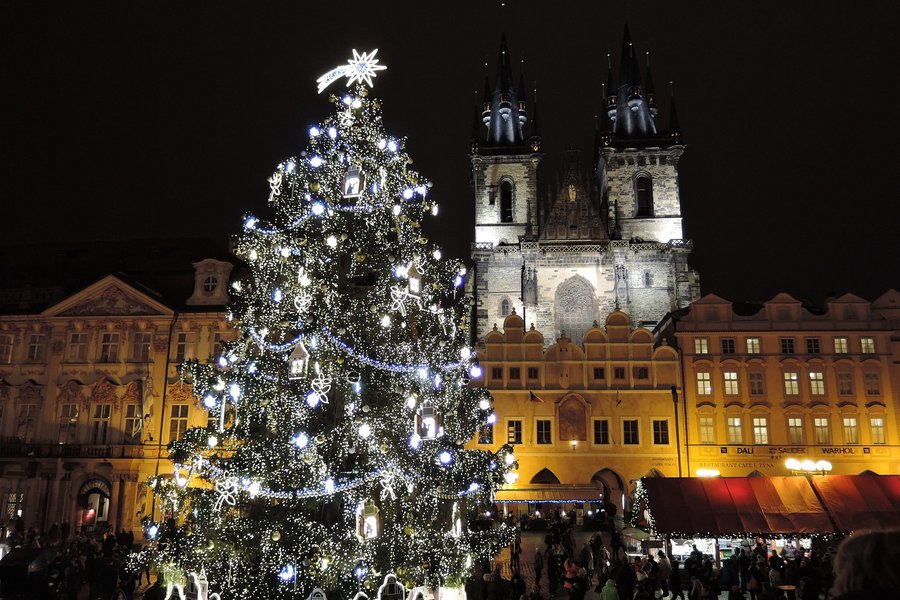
{"left": 809, "top": 475, "right": 900, "bottom": 533}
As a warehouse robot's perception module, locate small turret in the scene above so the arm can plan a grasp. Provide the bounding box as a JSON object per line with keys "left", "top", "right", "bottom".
{"left": 605, "top": 54, "right": 617, "bottom": 125}
{"left": 517, "top": 73, "right": 528, "bottom": 127}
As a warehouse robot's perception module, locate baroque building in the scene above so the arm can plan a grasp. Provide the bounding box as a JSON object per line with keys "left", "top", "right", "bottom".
{"left": 655, "top": 291, "right": 900, "bottom": 477}
{"left": 469, "top": 27, "right": 700, "bottom": 344}
{"left": 0, "top": 240, "right": 233, "bottom": 538}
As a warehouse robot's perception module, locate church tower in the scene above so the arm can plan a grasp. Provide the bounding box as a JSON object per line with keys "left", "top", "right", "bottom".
{"left": 470, "top": 27, "right": 699, "bottom": 344}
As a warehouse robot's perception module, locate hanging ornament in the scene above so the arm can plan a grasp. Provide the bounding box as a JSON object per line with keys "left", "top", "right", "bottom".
{"left": 213, "top": 477, "right": 239, "bottom": 512}
{"left": 356, "top": 498, "right": 380, "bottom": 539}
{"left": 307, "top": 362, "right": 332, "bottom": 407}
{"left": 450, "top": 502, "right": 463, "bottom": 538}
{"left": 268, "top": 170, "right": 283, "bottom": 200}
{"left": 418, "top": 400, "right": 438, "bottom": 439}
{"left": 376, "top": 574, "right": 406, "bottom": 600}
{"left": 379, "top": 470, "right": 398, "bottom": 501}
{"left": 342, "top": 164, "right": 365, "bottom": 198}
{"left": 288, "top": 340, "right": 310, "bottom": 380}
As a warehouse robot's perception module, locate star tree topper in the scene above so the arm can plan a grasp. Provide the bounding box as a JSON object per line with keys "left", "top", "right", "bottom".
{"left": 317, "top": 49, "right": 387, "bottom": 94}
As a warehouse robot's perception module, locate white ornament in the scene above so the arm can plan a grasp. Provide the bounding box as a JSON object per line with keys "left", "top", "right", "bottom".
{"left": 376, "top": 574, "right": 406, "bottom": 600}
{"left": 309, "top": 362, "right": 332, "bottom": 406}
{"left": 317, "top": 49, "right": 387, "bottom": 94}
{"left": 213, "top": 477, "right": 239, "bottom": 512}
{"left": 288, "top": 340, "right": 310, "bottom": 380}
{"left": 379, "top": 470, "right": 398, "bottom": 501}
{"left": 268, "top": 171, "right": 283, "bottom": 198}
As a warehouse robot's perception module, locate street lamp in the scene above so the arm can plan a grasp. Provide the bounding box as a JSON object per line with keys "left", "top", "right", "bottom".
{"left": 785, "top": 458, "right": 832, "bottom": 476}
{"left": 696, "top": 469, "right": 721, "bottom": 477}
{"left": 571, "top": 439, "right": 578, "bottom": 451}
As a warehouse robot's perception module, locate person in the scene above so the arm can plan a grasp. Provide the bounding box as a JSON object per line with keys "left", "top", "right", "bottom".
{"left": 670, "top": 558, "right": 685, "bottom": 600}
{"left": 579, "top": 543, "right": 594, "bottom": 584}
{"left": 511, "top": 569, "right": 526, "bottom": 600}
{"left": 563, "top": 557, "right": 579, "bottom": 594}
{"left": 746, "top": 557, "right": 764, "bottom": 600}
{"left": 829, "top": 529, "right": 900, "bottom": 600}
{"left": 511, "top": 533, "right": 521, "bottom": 570}
{"left": 548, "top": 548, "right": 560, "bottom": 595}
{"left": 657, "top": 551, "right": 672, "bottom": 597}
{"left": 534, "top": 547, "right": 544, "bottom": 589}
{"left": 599, "top": 578, "right": 619, "bottom": 600}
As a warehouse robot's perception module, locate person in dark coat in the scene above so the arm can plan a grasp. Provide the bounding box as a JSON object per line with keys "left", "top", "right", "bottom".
{"left": 614, "top": 562, "right": 635, "bottom": 600}
{"left": 829, "top": 529, "right": 900, "bottom": 600}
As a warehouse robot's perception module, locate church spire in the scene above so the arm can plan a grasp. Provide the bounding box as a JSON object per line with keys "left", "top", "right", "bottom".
{"left": 479, "top": 33, "right": 529, "bottom": 149}
{"left": 603, "top": 24, "right": 660, "bottom": 142}
{"left": 668, "top": 81, "right": 682, "bottom": 144}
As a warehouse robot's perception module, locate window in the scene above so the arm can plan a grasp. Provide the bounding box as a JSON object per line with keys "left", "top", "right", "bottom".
{"left": 26, "top": 334, "right": 45, "bottom": 362}
{"left": 842, "top": 417, "right": 859, "bottom": 444}
{"left": 509, "top": 367, "right": 521, "bottom": 380}
{"left": 173, "top": 332, "right": 194, "bottom": 363}
{"left": 633, "top": 366, "right": 649, "bottom": 380}
{"left": 643, "top": 271, "right": 653, "bottom": 287}
{"left": 780, "top": 338, "right": 795, "bottom": 354}
{"left": 698, "top": 417, "right": 715, "bottom": 443}
{"left": 5, "top": 492, "right": 24, "bottom": 520}
{"left": 634, "top": 173, "right": 653, "bottom": 217}
{"left": 58, "top": 404, "right": 79, "bottom": 444}
{"left": 593, "top": 367, "right": 605, "bottom": 380}
{"left": 787, "top": 417, "right": 804, "bottom": 444}
{"left": 99, "top": 332, "right": 120, "bottom": 362}
{"left": 507, "top": 419, "right": 522, "bottom": 444}
{"left": 746, "top": 337, "right": 761, "bottom": 354}
{"left": 593, "top": 419, "right": 610, "bottom": 445}
{"left": 614, "top": 367, "right": 626, "bottom": 380}
{"left": 696, "top": 372, "right": 712, "bottom": 396}
{"left": 727, "top": 417, "right": 743, "bottom": 444}
{"left": 500, "top": 181, "right": 513, "bottom": 223}
{"left": 491, "top": 367, "right": 503, "bottom": 380}
{"left": 131, "top": 332, "right": 152, "bottom": 362}
{"left": 809, "top": 372, "right": 825, "bottom": 395}
{"left": 783, "top": 372, "right": 799, "bottom": 396}
{"left": 536, "top": 419, "right": 552, "bottom": 444}
{"left": 90, "top": 404, "right": 111, "bottom": 444}
{"left": 834, "top": 337, "right": 848, "bottom": 354}
{"left": 749, "top": 372, "right": 765, "bottom": 396}
{"left": 870, "top": 417, "right": 886, "bottom": 445}
{"left": 723, "top": 372, "right": 739, "bottom": 395}
{"left": 694, "top": 338, "right": 709, "bottom": 355}
{"left": 500, "top": 298, "right": 511, "bottom": 317}
{"left": 17, "top": 405, "right": 37, "bottom": 442}
{"left": 721, "top": 338, "right": 735, "bottom": 354}
{"left": 652, "top": 419, "right": 670, "bottom": 445}
{"left": 169, "top": 405, "right": 190, "bottom": 441}
{"left": 67, "top": 332, "right": 89, "bottom": 361}
{"left": 211, "top": 332, "right": 229, "bottom": 360}
{"left": 478, "top": 424, "right": 493, "bottom": 445}
{"left": 813, "top": 417, "right": 830, "bottom": 445}
{"left": 805, "top": 338, "right": 820, "bottom": 354}
{"left": 124, "top": 404, "right": 142, "bottom": 444}
{"left": 860, "top": 337, "right": 875, "bottom": 354}
{"left": 623, "top": 419, "right": 640, "bottom": 445}
{"left": 837, "top": 372, "right": 854, "bottom": 396}
{"left": 752, "top": 417, "right": 769, "bottom": 445}
{"left": 527, "top": 367, "right": 539, "bottom": 380}
{"left": 0, "top": 334, "right": 13, "bottom": 363}
{"left": 864, "top": 373, "right": 881, "bottom": 395}
{"left": 202, "top": 275, "right": 218, "bottom": 293}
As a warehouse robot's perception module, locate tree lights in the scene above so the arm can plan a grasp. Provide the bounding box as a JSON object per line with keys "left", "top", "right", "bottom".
{"left": 135, "top": 52, "right": 515, "bottom": 600}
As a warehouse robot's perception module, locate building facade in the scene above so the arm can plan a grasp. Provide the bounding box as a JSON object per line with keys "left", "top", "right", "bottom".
{"left": 469, "top": 27, "right": 700, "bottom": 344}
{"left": 656, "top": 292, "right": 900, "bottom": 478}
{"left": 0, "top": 245, "right": 232, "bottom": 538}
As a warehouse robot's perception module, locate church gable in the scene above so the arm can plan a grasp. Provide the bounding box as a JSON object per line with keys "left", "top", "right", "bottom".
{"left": 43, "top": 275, "right": 173, "bottom": 317}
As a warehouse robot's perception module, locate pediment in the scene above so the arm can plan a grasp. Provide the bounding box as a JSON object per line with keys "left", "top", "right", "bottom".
{"left": 43, "top": 275, "right": 173, "bottom": 317}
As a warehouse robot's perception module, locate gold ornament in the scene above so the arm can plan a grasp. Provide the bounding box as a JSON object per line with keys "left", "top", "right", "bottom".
{"left": 336, "top": 357, "right": 344, "bottom": 364}
{"left": 379, "top": 442, "right": 388, "bottom": 453}
{"left": 320, "top": 283, "right": 328, "bottom": 292}
{"left": 315, "top": 434, "right": 326, "bottom": 444}
{"left": 411, "top": 222, "right": 420, "bottom": 229}
{"left": 299, "top": 237, "right": 308, "bottom": 246}
{"left": 418, "top": 237, "right": 428, "bottom": 245}
{"left": 340, "top": 233, "right": 349, "bottom": 241}
{"left": 403, "top": 526, "right": 414, "bottom": 536}
{"left": 304, "top": 453, "right": 316, "bottom": 464}
{"left": 309, "top": 182, "right": 321, "bottom": 193}
{"left": 271, "top": 531, "right": 281, "bottom": 542}
{"left": 355, "top": 253, "right": 366, "bottom": 262}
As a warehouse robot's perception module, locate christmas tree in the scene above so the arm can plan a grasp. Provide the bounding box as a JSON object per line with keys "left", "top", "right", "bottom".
{"left": 139, "top": 50, "right": 517, "bottom": 600}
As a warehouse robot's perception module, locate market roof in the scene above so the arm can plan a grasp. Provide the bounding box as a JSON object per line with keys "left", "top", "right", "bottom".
{"left": 809, "top": 474, "right": 900, "bottom": 532}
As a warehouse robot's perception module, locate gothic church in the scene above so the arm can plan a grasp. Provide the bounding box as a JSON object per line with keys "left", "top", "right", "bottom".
{"left": 470, "top": 27, "right": 700, "bottom": 343}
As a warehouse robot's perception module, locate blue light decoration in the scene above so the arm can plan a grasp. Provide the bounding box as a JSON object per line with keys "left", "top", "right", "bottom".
{"left": 244, "top": 216, "right": 258, "bottom": 230}
{"left": 203, "top": 395, "right": 217, "bottom": 409}
{"left": 278, "top": 564, "right": 295, "bottom": 582}
{"left": 309, "top": 126, "right": 320, "bottom": 137}
{"left": 454, "top": 275, "right": 464, "bottom": 288}
{"left": 146, "top": 524, "right": 159, "bottom": 539}
{"left": 309, "top": 156, "right": 323, "bottom": 168}
{"left": 438, "top": 451, "right": 453, "bottom": 465}
{"left": 328, "top": 127, "right": 337, "bottom": 139}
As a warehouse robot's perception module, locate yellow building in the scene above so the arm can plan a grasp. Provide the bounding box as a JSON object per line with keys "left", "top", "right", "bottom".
{"left": 465, "top": 309, "right": 683, "bottom": 517}
{"left": 656, "top": 292, "right": 900, "bottom": 478}
{"left": 0, "top": 242, "right": 232, "bottom": 538}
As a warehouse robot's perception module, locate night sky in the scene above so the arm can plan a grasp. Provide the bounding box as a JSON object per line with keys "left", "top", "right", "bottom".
{"left": 4, "top": 2, "right": 899, "bottom": 305}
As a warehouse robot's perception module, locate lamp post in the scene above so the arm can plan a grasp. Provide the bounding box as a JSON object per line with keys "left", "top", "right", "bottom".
{"left": 785, "top": 458, "right": 832, "bottom": 476}
{"left": 671, "top": 386, "right": 683, "bottom": 477}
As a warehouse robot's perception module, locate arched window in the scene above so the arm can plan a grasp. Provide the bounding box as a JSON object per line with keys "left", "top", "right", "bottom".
{"left": 500, "top": 181, "right": 513, "bottom": 223}
{"left": 634, "top": 173, "right": 653, "bottom": 217}
{"left": 555, "top": 276, "right": 595, "bottom": 347}
{"left": 500, "top": 298, "right": 511, "bottom": 317}
{"left": 643, "top": 271, "right": 653, "bottom": 287}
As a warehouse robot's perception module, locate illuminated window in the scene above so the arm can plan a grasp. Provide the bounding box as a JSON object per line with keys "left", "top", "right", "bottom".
{"left": 696, "top": 372, "right": 712, "bottom": 396}
{"left": 131, "top": 332, "right": 152, "bottom": 362}
{"left": 837, "top": 372, "right": 854, "bottom": 396}
{"left": 783, "top": 372, "right": 799, "bottom": 396}
{"left": 860, "top": 337, "right": 875, "bottom": 354}
{"left": 500, "top": 181, "right": 513, "bottom": 223}
{"left": 124, "top": 404, "right": 142, "bottom": 444}
{"left": 99, "top": 332, "right": 120, "bottom": 362}
{"left": 749, "top": 372, "right": 765, "bottom": 396}
{"left": 834, "top": 337, "right": 848, "bottom": 354}
{"left": 652, "top": 419, "right": 670, "bottom": 445}
{"left": 478, "top": 424, "right": 493, "bottom": 444}
{"left": 805, "top": 338, "right": 820, "bottom": 354}
{"left": 5, "top": 492, "right": 24, "bottom": 521}
{"left": 91, "top": 404, "right": 112, "bottom": 444}
{"left": 752, "top": 417, "right": 769, "bottom": 445}
{"left": 169, "top": 405, "right": 190, "bottom": 441}
{"left": 843, "top": 417, "right": 859, "bottom": 444}
{"left": 809, "top": 372, "right": 825, "bottom": 395}
{"left": 623, "top": 419, "right": 640, "bottom": 445}
{"left": 694, "top": 338, "right": 709, "bottom": 354}
{"left": 870, "top": 417, "right": 886, "bottom": 445}
{"left": 864, "top": 373, "right": 881, "bottom": 395}
{"left": 727, "top": 417, "right": 743, "bottom": 444}
{"left": 746, "top": 337, "right": 761, "bottom": 354}
{"left": 780, "top": 338, "right": 795, "bottom": 354}
{"left": 813, "top": 417, "right": 830, "bottom": 445}
{"left": 26, "top": 334, "right": 45, "bottom": 362}
{"left": 507, "top": 419, "right": 522, "bottom": 444}
{"left": 0, "top": 334, "right": 13, "bottom": 364}
{"left": 723, "top": 372, "right": 739, "bottom": 395}
{"left": 536, "top": 419, "right": 552, "bottom": 444}
{"left": 67, "top": 332, "right": 89, "bottom": 361}
{"left": 58, "top": 404, "right": 79, "bottom": 444}
{"left": 721, "top": 338, "right": 735, "bottom": 354}
{"left": 634, "top": 173, "right": 653, "bottom": 216}
{"left": 787, "top": 417, "right": 804, "bottom": 444}
{"left": 593, "top": 419, "right": 610, "bottom": 445}
{"left": 699, "top": 417, "right": 715, "bottom": 444}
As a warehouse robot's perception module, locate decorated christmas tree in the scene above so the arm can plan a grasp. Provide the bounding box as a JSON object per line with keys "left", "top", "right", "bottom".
{"left": 138, "top": 50, "right": 517, "bottom": 600}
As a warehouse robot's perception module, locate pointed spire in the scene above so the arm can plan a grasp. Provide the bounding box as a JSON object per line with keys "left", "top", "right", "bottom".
{"left": 668, "top": 80, "right": 682, "bottom": 144}
{"left": 496, "top": 32, "right": 514, "bottom": 94}
{"left": 606, "top": 53, "right": 616, "bottom": 97}
{"left": 483, "top": 33, "right": 528, "bottom": 147}
{"left": 618, "top": 24, "right": 642, "bottom": 88}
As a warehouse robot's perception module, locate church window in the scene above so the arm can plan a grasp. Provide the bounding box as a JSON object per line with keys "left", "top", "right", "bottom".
{"left": 634, "top": 173, "right": 653, "bottom": 217}
{"left": 500, "top": 298, "right": 510, "bottom": 317}
{"left": 500, "top": 181, "right": 513, "bottom": 223}
{"left": 554, "top": 276, "right": 595, "bottom": 348}
{"left": 643, "top": 271, "right": 653, "bottom": 287}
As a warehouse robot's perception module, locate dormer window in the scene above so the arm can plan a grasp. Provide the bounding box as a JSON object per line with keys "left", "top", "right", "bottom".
{"left": 634, "top": 173, "right": 653, "bottom": 217}
{"left": 187, "top": 259, "right": 234, "bottom": 306}
{"left": 203, "top": 276, "right": 218, "bottom": 293}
